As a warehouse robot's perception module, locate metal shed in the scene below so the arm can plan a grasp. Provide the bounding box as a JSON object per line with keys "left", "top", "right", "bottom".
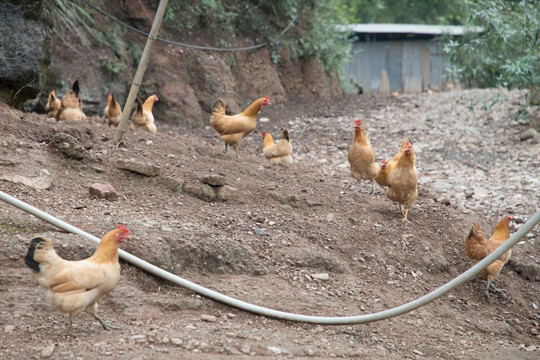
{"left": 341, "top": 24, "right": 480, "bottom": 94}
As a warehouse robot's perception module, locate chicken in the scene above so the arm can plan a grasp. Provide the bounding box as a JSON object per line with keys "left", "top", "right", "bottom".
{"left": 56, "top": 79, "right": 86, "bottom": 121}
{"left": 375, "top": 136, "right": 409, "bottom": 188}
{"left": 103, "top": 92, "right": 122, "bottom": 127}
{"left": 465, "top": 215, "right": 513, "bottom": 295}
{"left": 262, "top": 128, "right": 293, "bottom": 165}
{"left": 385, "top": 140, "right": 418, "bottom": 221}
{"left": 132, "top": 94, "right": 158, "bottom": 133}
{"left": 24, "top": 225, "right": 129, "bottom": 336}
{"left": 347, "top": 119, "right": 380, "bottom": 194}
{"left": 45, "top": 89, "right": 61, "bottom": 118}
{"left": 210, "top": 96, "right": 271, "bottom": 158}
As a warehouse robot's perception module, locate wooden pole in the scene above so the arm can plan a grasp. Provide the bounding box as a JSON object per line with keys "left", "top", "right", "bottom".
{"left": 113, "top": 0, "right": 169, "bottom": 144}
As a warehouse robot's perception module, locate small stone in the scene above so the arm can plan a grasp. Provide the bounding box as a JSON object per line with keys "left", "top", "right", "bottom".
{"left": 201, "top": 174, "right": 226, "bottom": 186}
{"left": 311, "top": 273, "right": 329, "bottom": 281}
{"left": 240, "top": 344, "right": 251, "bottom": 354}
{"left": 130, "top": 334, "right": 147, "bottom": 342}
{"left": 326, "top": 213, "right": 335, "bottom": 222}
{"left": 89, "top": 183, "right": 118, "bottom": 201}
{"left": 216, "top": 185, "right": 238, "bottom": 201}
{"left": 259, "top": 117, "right": 270, "bottom": 123}
{"left": 5, "top": 325, "right": 15, "bottom": 332}
{"left": 163, "top": 176, "right": 184, "bottom": 193}
{"left": 116, "top": 159, "right": 160, "bottom": 177}
{"left": 520, "top": 128, "right": 538, "bottom": 141}
{"left": 41, "top": 344, "right": 55, "bottom": 358}
{"left": 171, "top": 338, "right": 183, "bottom": 346}
{"left": 201, "top": 314, "right": 217, "bottom": 323}
{"left": 255, "top": 228, "right": 266, "bottom": 236}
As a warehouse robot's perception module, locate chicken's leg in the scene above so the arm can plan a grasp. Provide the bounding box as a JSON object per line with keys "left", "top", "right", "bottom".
{"left": 398, "top": 203, "right": 404, "bottom": 215}
{"left": 370, "top": 182, "right": 375, "bottom": 195}
{"left": 224, "top": 143, "right": 228, "bottom": 154}
{"left": 93, "top": 313, "right": 118, "bottom": 331}
{"left": 67, "top": 314, "right": 76, "bottom": 337}
{"left": 401, "top": 207, "right": 409, "bottom": 222}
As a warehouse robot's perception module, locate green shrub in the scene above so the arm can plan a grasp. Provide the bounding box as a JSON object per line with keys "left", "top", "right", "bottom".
{"left": 445, "top": 0, "right": 540, "bottom": 105}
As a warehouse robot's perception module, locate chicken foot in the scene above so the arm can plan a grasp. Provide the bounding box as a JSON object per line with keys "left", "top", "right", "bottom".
{"left": 93, "top": 313, "right": 119, "bottom": 331}
{"left": 486, "top": 279, "right": 507, "bottom": 295}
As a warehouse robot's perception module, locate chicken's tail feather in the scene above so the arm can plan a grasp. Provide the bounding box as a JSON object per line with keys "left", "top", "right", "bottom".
{"left": 72, "top": 80, "right": 80, "bottom": 97}
{"left": 281, "top": 128, "right": 290, "bottom": 142}
{"left": 24, "top": 237, "right": 47, "bottom": 272}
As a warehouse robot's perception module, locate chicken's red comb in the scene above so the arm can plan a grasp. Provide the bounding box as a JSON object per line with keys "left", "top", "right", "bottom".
{"left": 117, "top": 224, "right": 129, "bottom": 234}
{"left": 264, "top": 96, "right": 269, "bottom": 101}
{"left": 262, "top": 131, "right": 266, "bottom": 136}
{"left": 381, "top": 159, "right": 388, "bottom": 164}
{"left": 354, "top": 119, "right": 362, "bottom": 125}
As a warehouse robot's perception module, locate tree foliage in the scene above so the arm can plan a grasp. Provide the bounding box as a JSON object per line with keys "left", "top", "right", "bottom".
{"left": 162, "top": 0, "right": 351, "bottom": 73}
{"left": 445, "top": 0, "right": 540, "bottom": 104}
{"left": 337, "top": 0, "right": 464, "bottom": 25}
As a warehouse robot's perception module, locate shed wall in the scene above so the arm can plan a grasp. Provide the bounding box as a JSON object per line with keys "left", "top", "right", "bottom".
{"left": 345, "top": 39, "right": 452, "bottom": 94}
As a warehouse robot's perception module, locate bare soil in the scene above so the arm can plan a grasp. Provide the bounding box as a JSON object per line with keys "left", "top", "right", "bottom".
{"left": 0, "top": 90, "right": 539, "bottom": 359}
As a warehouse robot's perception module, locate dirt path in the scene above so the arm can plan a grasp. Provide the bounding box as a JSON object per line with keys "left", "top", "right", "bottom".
{"left": 0, "top": 89, "right": 539, "bottom": 359}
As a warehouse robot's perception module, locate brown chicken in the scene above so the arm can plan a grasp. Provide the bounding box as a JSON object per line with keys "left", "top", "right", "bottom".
{"left": 132, "top": 94, "right": 158, "bottom": 133}
{"left": 24, "top": 225, "right": 129, "bottom": 336}
{"left": 45, "top": 89, "right": 61, "bottom": 118}
{"left": 262, "top": 128, "right": 293, "bottom": 165}
{"left": 375, "top": 136, "right": 409, "bottom": 188}
{"left": 465, "top": 215, "right": 513, "bottom": 295}
{"left": 210, "top": 96, "right": 271, "bottom": 158}
{"left": 385, "top": 140, "right": 418, "bottom": 221}
{"left": 347, "top": 119, "right": 380, "bottom": 194}
{"left": 103, "top": 93, "right": 122, "bottom": 127}
{"left": 56, "top": 80, "right": 86, "bottom": 121}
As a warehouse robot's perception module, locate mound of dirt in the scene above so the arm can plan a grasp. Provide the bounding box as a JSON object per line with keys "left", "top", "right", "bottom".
{"left": 0, "top": 89, "right": 539, "bottom": 359}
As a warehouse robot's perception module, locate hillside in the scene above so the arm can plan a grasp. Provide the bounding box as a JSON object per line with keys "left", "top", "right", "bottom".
{"left": 0, "top": 88, "right": 539, "bottom": 359}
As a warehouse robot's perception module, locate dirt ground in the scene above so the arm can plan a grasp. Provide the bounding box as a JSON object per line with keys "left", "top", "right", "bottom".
{"left": 0, "top": 89, "right": 539, "bottom": 359}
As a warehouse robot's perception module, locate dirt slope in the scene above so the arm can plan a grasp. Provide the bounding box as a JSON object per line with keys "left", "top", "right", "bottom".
{"left": 0, "top": 89, "right": 539, "bottom": 359}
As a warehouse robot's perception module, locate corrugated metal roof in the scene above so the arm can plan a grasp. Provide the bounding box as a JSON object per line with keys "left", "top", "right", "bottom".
{"left": 339, "top": 23, "right": 482, "bottom": 36}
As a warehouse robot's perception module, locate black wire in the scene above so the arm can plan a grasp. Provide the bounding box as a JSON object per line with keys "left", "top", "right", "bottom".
{"left": 79, "top": 0, "right": 296, "bottom": 52}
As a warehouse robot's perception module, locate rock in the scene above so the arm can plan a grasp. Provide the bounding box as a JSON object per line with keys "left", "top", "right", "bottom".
{"left": 311, "top": 273, "right": 329, "bottom": 281}
{"left": 240, "top": 344, "right": 251, "bottom": 354}
{"left": 326, "top": 213, "right": 335, "bottom": 222}
{"left": 130, "top": 334, "right": 147, "bottom": 342}
{"left": 163, "top": 176, "right": 184, "bottom": 193}
{"left": 255, "top": 228, "right": 267, "bottom": 236}
{"left": 215, "top": 185, "right": 238, "bottom": 201}
{"left": 201, "top": 184, "right": 217, "bottom": 201}
{"left": 201, "top": 174, "right": 226, "bottom": 186}
{"left": 0, "top": 1, "right": 53, "bottom": 109}
{"left": 170, "top": 338, "right": 183, "bottom": 346}
{"left": 89, "top": 183, "right": 118, "bottom": 201}
{"left": 49, "top": 133, "right": 87, "bottom": 160}
{"left": 201, "top": 314, "right": 217, "bottom": 323}
{"left": 0, "top": 169, "right": 52, "bottom": 190}
{"left": 116, "top": 159, "right": 160, "bottom": 177}
{"left": 519, "top": 128, "right": 537, "bottom": 141}
{"left": 5, "top": 325, "right": 15, "bottom": 332}
{"left": 41, "top": 344, "right": 55, "bottom": 358}
{"left": 183, "top": 182, "right": 217, "bottom": 201}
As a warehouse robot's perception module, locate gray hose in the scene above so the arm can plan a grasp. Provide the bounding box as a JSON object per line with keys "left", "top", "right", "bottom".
{"left": 2, "top": 190, "right": 538, "bottom": 324}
